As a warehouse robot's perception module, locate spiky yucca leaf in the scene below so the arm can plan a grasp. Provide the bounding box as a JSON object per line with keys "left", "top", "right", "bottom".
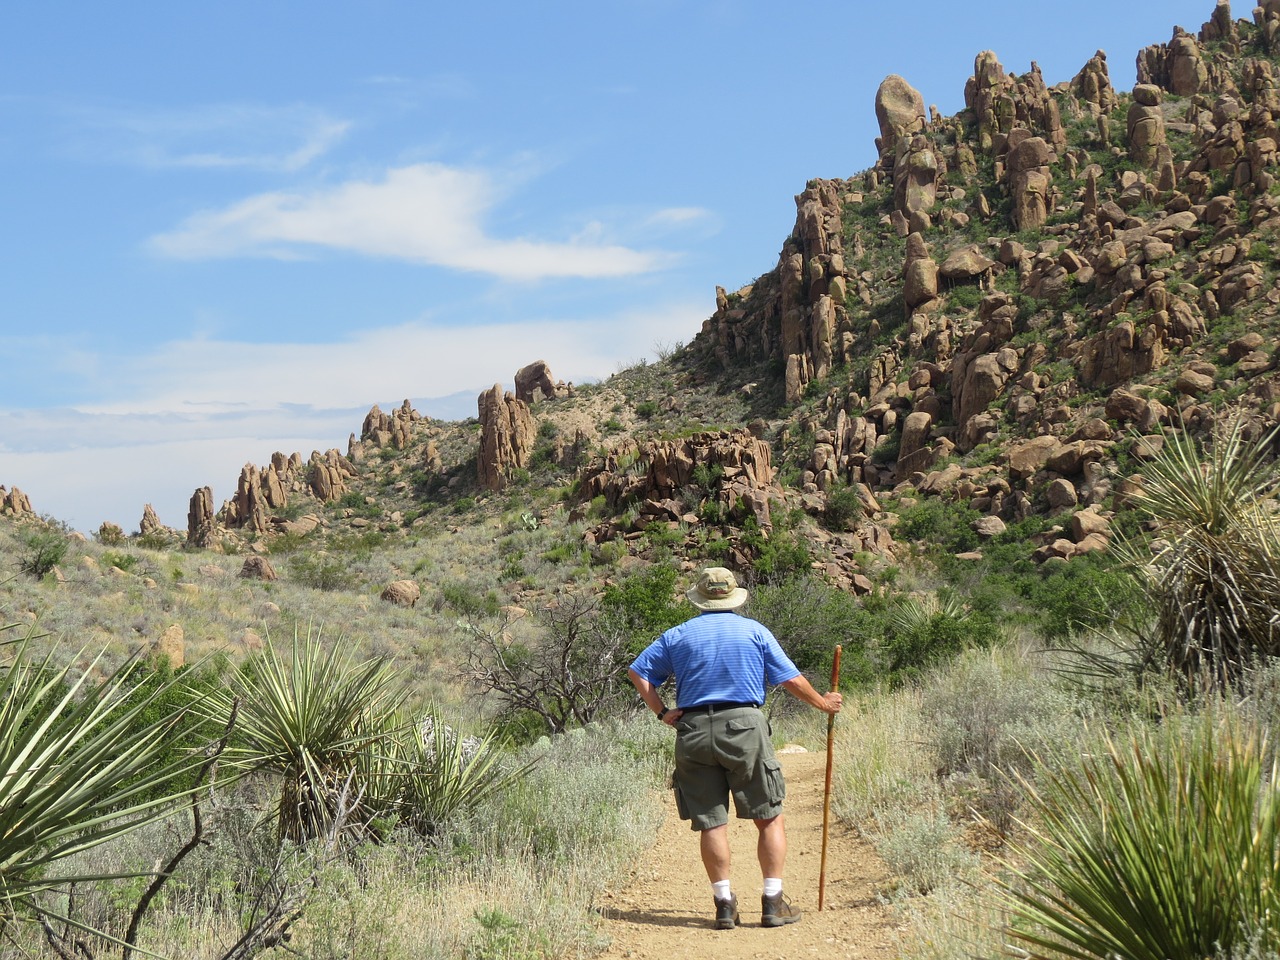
{"left": 208, "top": 624, "right": 407, "bottom": 844}
{"left": 0, "top": 627, "right": 207, "bottom": 913}
{"left": 395, "top": 713, "right": 528, "bottom": 837}
{"left": 1002, "top": 711, "right": 1280, "bottom": 960}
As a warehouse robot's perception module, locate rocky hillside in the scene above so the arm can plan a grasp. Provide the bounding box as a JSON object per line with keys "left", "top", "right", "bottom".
{"left": 7, "top": 0, "right": 1279, "bottom": 604}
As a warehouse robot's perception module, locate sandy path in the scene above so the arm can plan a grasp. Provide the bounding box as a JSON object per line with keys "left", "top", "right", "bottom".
{"left": 597, "top": 749, "right": 898, "bottom": 959}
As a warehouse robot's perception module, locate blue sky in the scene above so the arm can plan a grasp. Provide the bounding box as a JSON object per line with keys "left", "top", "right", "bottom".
{"left": 1, "top": 0, "right": 1214, "bottom": 531}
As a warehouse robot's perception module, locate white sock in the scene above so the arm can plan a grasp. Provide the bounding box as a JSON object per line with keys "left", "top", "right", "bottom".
{"left": 763, "top": 877, "right": 783, "bottom": 897}
{"left": 712, "top": 880, "right": 732, "bottom": 901}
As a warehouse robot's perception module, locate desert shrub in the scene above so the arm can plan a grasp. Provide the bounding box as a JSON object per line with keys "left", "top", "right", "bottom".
{"left": 738, "top": 517, "right": 811, "bottom": 581}
{"left": 1023, "top": 551, "right": 1140, "bottom": 641}
{"left": 873, "top": 803, "right": 981, "bottom": 898}
{"left": 100, "top": 550, "right": 141, "bottom": 574}
{"left": 438, "top": 581, "right": 501, "bottom": 619}
{"left": 0, "top": 626, "right": 210, "bottom": 928}
{"left": 206, "top": 625, "right": 409, "bottom": 843}
{"left": 946, "top": 284, "right": 984, "bottom": 310}
{"left": 462, "top": 593, "right": 639, "bottom": 735}
{"left": 895, "top": 498, "right": 981, "bottom": 555}
{"left": 879, "top": 591, "right": 1003, "bottom": 681}
{"left": 288, "top": 553, "right": 358, "bottom": 592}
{"left": 821, "top": 483, "right": 864, "bottom": 532}
{"left": 600, "top": 564, "right": 688, "bottom": 652}
{"left": 749, "top": 574, "right": 876, "bottom": 682}
{"left": 17, "top": 526, "right": 69, "bottom": 579}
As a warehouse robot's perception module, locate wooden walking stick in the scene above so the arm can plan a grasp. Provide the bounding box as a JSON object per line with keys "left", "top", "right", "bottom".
{"left": 818, "top": 644, "right": 842, "bottom": 911}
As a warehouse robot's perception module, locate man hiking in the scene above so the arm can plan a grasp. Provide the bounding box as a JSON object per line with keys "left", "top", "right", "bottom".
{"left": 627, "top": 566, "right": 843, "bottom": 930}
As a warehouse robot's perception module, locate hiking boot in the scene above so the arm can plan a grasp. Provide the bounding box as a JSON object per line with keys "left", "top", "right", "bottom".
{"left": 761, "top": 891, "right": 802, "bottom": 927}
{"left": 713, "top": 894, "right": 740, "bottom": 930}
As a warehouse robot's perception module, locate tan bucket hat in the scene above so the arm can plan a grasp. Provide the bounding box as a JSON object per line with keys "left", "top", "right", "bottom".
{"left": 686, "top": 567, "right": 749, "bottom": 612}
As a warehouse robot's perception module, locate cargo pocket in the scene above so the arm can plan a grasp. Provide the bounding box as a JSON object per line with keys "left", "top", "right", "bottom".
{"left": 762, "top": 758, "right": 786, "bottom": 805}
{"left": 670, "top": 768, "right": 691, "bottom": 820}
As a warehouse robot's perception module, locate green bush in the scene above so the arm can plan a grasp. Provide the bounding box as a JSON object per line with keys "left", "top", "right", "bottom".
{"left": 822, "top": 483, "right": 864, "bottom": 532}
{"left": 601, "top": 565, "right": 689, "bottom": 652}
{"left": 896, "top": 498, "right": 981, "bottom": 555}
{"left": 749, "top": 574, "right": 876, "bottom": 683}
{"left": 288, "top": 553, "right": 358, "bottom": 591}
{"left": 18, "top": 527, "right": 68, "bottom": 579}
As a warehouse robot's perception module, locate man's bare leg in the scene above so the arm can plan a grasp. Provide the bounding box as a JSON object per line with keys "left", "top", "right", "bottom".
{"left": 699, "top": 824, "right": 731, "bottom": 882}
{"left": 755, "top": 814, "right": 786, "bottom": 878}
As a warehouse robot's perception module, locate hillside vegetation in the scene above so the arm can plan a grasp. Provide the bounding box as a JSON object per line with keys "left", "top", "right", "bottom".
{"left": 3, "top": 2, "right": 1280, "bottom": 958}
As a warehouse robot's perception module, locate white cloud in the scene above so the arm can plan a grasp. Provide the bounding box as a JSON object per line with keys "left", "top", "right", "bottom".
{"left": 646, "top": 207, "right": 713, "bottom": 225}
{"left": 148, "top": 163, "right": 675, "bottom": 280}
{"left": 0, "top": 301, "right": 709, "bottom": 531}
{"left": 74, "top": 102, "right": 350, "bottom": 173}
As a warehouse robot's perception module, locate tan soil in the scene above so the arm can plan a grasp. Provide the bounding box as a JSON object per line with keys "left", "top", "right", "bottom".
{"left": 597, "top": 749, "right": 899, "bottom": 959}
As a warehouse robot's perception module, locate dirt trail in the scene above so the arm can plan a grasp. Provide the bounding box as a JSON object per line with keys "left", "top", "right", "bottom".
{"left": 597, "top": 749, "right": 899, "bottom": 960}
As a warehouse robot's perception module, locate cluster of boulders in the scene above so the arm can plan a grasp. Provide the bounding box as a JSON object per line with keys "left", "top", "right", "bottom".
{"left": 692, "top": 0, "right": 1280, "bottom": 568}
{"left": 0, "top": 485, "right": 34, "bottom": 517}
{"left": 575, "top": 428, "right": 778, "bottom": 532}
{"left": 360, "top": 400, "right": 420, "bottom": 451}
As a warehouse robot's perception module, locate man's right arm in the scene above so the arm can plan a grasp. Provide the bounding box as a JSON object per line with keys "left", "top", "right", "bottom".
{"left": 628, "top": 668, "right": 682, "bottom": 725}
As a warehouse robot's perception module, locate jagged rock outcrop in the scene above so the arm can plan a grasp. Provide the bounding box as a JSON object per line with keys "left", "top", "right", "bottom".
{"left": 309, "top": 449, "right": 357, "bottom": 502}
{"left": 894, "top": 135, "right": 941, "bottom": 220}
{"left": 874, "top": 75, "right": 927, "bottom": 161}
{"left": 1072, "top": 50, "right": 1118, "bottom": 115}
{"left": 222, "top": 461, "right": 290, "bottom": 532}
{"left": 187, "top": 486, "right": 217, "bottom": 548}
{"left": 577, "top": 429, "right": 778, "bottom": 532}
{"left": 0, "top": 486, "right": 34, "bottom": 517}
{"left": 903, "top": 232, "right": 939, "bottom": 312}
{"left": 1202, "top": 0, "right": 1238, "bottom": 44}
{"left": 362, "top": 400, "right": 419, "bottom": 451}
{"left": 138, "top": 503, "right": 167, "bottom": 538}
{"left": 967, "top": 53, "right": 1065, "bottom": 155}
{"left": 477, "top": 384, "right": 535, "bottom": 492}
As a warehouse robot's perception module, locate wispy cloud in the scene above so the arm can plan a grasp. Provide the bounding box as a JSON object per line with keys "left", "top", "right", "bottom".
{"left": 148, "top": 163, "right": 675, "bottom": 280}
{"left": 72, "top": 101, "right": 350, "bottom": 172}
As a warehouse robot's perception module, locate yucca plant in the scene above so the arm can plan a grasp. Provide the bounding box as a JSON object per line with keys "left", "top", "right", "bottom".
{"left": 385, "top": 713, "right": 527, "bottom": 838}
{"left": 1002, "top": 709, "right": 1280, "bottom": 960}
{"left": 0, "top": 625, "right": 207, "bottom": 928}
{"left": 1113, "top": 414, "right": 1280, "bottom": 688}
{"left": 208, "top": 625, "right": 408, "bottom": 845}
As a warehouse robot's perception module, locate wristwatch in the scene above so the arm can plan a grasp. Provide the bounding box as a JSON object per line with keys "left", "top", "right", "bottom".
{"left": 657, "top": 706, "right": 669, "bottom": 720}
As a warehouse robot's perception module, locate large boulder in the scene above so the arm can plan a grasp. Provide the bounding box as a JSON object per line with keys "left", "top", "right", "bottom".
{"left": 514, "top": 360, "right": 559, "bottom": 404}
{"left": 1006, "top": 134, "right": 1053, "bottom": 232}
{"left": 381, "top": 580, "right": 421, "bottom": 608}
{"left": 874, "top": 75, "right": 926, "bottom": 156}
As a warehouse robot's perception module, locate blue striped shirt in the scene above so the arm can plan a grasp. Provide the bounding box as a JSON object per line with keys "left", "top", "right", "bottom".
{"left": 630, "top": 611, "right": 801, "bottom": 708}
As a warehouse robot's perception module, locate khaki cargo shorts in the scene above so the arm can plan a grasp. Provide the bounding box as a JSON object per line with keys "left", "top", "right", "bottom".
{"left": 671, "top": 705, "right": 786, "bottom": 831}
